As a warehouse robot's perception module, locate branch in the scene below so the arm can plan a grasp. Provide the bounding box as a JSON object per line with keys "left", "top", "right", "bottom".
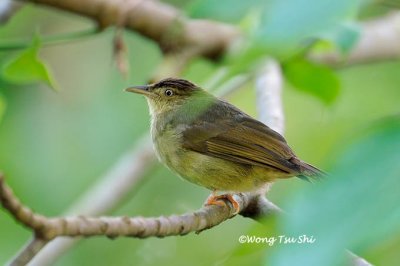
{"left": 0, "top": 174, "right": 270, "bottom": 240}
{"left": 17, "top": 0, "right": 400, "bottom": 65}
{"left": 9, "top": 238, "right": 47, "bottom": 266}
{"left": 0, "top": 173, "right": 279, "bottom": 266}
{"left": 18, "top": 0, "right": 238, "bottom": 58}
{"left": 255, "top": 59, "right": 285, "bottom": 134}
{"left": 311, "top": 12, "right": 400, "bottom": 65}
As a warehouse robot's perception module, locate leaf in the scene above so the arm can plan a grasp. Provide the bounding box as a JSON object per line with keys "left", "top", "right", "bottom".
{"left": 1, "top": 39, "right": 57, "bottom": 90}
{"left": 283, "top": 59, "right": 340, "bottom": 104}
{"left": 267, "top": 117, "right": 400, "bottom": 266}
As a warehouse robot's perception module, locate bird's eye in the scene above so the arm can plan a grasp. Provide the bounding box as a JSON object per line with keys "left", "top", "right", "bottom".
{"left": 165, "top": 89, "right": 174, "bottom": 97}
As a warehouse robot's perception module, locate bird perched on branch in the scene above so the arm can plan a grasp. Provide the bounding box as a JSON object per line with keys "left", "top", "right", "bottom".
{"left": 126, "top": 78, "right": 324, "bottom": 213}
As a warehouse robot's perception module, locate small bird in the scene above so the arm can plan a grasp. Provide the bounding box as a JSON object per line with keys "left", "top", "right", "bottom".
{"left": 126, "top": 78, "right": 324, "bottom": 212}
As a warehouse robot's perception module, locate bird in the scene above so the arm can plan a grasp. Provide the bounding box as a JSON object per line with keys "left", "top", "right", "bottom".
{"left": 125, "top": 78, "right": 324, "bottom": 213}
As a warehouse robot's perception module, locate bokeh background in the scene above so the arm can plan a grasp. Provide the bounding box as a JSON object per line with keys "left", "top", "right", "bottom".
{"left": 0, "top": 0, "right": 399, "bottom": 265}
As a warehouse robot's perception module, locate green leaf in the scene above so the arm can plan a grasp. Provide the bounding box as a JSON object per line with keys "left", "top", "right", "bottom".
{"left": 283, "top": 59, "right": 340, "bottom": 104}
{"left": 1, "top": 39, "right": 57, "bottom": 90}
{"left": 268, "top": 117, "right": 400, "bottom": 266}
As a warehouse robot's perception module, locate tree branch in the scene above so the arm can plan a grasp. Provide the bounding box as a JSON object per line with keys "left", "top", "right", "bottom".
{"left": 255, "top": 59, "right": 285, "bottom": 134}
{"left": 16, "top": 0, "right": 400, "bottom": 64}
{"left": 17, "top": 0, "right": 238, "bottom": 58}
{"left": 0, "top": 173, "right": 279, "bottom": 265}
{"left": 0, "top": 174, "right": 263, "bottom": 239}
{"left": 311, "top": 12, "right": 400, "bottom": 65}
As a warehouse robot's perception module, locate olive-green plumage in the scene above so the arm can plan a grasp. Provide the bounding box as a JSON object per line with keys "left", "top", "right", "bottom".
{"left": 126, "top": 78, "right": 323, "bottom": 193}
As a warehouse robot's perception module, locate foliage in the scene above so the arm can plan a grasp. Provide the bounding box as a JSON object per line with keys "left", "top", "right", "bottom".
{"left": 283, "top": 58, "right": 340, "bottom": 104}
{"left": 1, "top": 37, "right": 57, "bottom": 90}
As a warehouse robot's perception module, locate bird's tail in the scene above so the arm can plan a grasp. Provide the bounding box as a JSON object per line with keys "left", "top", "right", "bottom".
{"left": 293, "top": 158, "right": 327, "bottom": 182}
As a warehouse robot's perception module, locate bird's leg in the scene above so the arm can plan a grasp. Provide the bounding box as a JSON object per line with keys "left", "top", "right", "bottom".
{"left": 205, "top": 191, "right": 240, "bottom": 214}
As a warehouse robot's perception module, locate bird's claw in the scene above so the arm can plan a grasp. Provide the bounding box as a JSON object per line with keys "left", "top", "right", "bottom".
{"left": 205, "top": 193, "right": 240, "bottom": 215}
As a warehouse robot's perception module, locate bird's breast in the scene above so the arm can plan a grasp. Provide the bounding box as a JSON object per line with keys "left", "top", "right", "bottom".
{"left": 151, "top": 116, "right": 184, "bottom": 169}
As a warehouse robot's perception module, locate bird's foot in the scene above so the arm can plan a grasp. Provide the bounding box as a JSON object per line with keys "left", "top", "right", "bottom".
{"left": 205, "top": 193, "right": 240, "bottom": 215}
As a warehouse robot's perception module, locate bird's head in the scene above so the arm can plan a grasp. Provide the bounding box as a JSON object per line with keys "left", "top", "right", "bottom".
{"left": 126, "top": 78, "right": 208, "bottom": 115}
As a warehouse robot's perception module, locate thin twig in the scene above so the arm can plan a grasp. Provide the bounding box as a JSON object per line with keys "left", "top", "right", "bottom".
{"left": 8, "top": 238, "right": 47, "bottom": 266}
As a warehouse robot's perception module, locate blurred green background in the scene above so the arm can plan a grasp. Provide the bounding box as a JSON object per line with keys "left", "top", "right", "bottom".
{"left": 0, "top": 0, "right": 399, "bottom": 265}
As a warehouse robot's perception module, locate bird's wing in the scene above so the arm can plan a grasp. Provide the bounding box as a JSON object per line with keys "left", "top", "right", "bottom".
{"left": 182, "top": 113, "right": 301, "bottom": 174}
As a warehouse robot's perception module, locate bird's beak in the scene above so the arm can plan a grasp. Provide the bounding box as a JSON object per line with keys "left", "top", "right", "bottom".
{"left": 125, "top": 85, "right": 151, "bottom": 96}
